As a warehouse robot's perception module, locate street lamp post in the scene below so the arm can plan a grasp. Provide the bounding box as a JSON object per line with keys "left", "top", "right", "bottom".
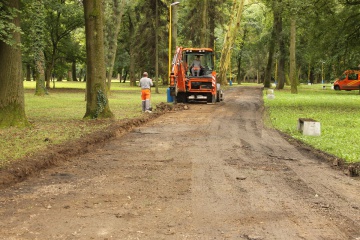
{"left": 168, "top": 2, "right": 180, "bottom": 79}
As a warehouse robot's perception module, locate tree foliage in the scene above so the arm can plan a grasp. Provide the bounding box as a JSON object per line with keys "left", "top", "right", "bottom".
{"left": 13, "top": 0, "right": 360, "bottom": 88}
{"left": 2, "top": 0, "right": 360, "bottom": 126}
{"left": 0, "top": 0, "right": 22, "bottom": 46}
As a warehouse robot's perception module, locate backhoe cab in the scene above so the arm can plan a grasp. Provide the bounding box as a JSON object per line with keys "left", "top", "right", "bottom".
{"left": 169, "top": 47, "right": 223, "bottom": 103}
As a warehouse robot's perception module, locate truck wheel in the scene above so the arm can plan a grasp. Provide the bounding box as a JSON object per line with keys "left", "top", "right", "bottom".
{"left": 207, "top": 94, "right": 215, "bottom": 103}
{"left": 206, "top": 94, "right": 211, "bottom": 103}
{"left": 176, "top": 93, "right": 187, "bottom": 103}
{"left": 182, "top": 94, "right": 188, "bottom": 103}
{"left": 334, "top": 85, "right": 340, "bottom": 91}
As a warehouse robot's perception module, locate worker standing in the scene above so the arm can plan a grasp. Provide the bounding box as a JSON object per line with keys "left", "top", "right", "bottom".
{"left": 139, "top": 72, "right": 153, "bottom": 113}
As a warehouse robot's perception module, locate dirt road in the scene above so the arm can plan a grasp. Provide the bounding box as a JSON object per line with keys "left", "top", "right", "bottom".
{"left": 1, "top": 86, "right": 360, "bottom": 240}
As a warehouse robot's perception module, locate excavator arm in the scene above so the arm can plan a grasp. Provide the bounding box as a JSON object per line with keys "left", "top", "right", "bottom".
{"left": 169, "top": 47, "right": 187, "bottom": 99}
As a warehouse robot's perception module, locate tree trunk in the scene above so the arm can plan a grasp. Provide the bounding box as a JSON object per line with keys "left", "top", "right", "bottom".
{"left": 290, "top": 17, "right": 297, "bottom": 94}
{"left": 172, "top": 4, "right": 178, "bottom": 53}
{"left": 83, "top": 0, "right": 113, "bottom": 119}
{"left": 105, "top": 0, "right": 126, "bottom": 91}
{"left": 129, "top": 45, "right": 136, "bottom": 86}
{"left": 0, "top": 0, "right": 29, "bottom": 128}
{"left": 209, "top": 0, "right": 216, "bottom": 50}
{"left": 265, "top": 1, "right": 282, "bottom": 89}
{"left": 45, "top": 65, "right": 51, "bottom": 88}
{"left": 34, "top": 50, "right": 47, "bottom": 96}
{"left": 267, "top": 0, "right": 285, "bottom": 90}
{"left": 26, "top": 63, "right": 31, "bottom": 81}
{"left": 218, "top": 0, "right": 245, "bottom": 85}
{"left": 72, "top": 60, "right": 77, "bottom": 81}
{"left": 155, "top": 0, "right": 159, "bottom": 93}
{"left": 32, "top": 0, "right": 47, "bottom": 96}
{"left": 128, "top": 12, "right": 136, "bottom": 86}
{"left": 122, "top": 70, "right": 127, "bottom": 83}
{"left": 236, "top": 27, "right": 247, "bottom": 84}
{"left": 276, "top": 12, "right": 286, "bottom": 90}
{"left": 200, "top": 0, "right": 208, "bottom": 47}
{"left": 277, "top": 48, "right": 286, "bottom": 88}
{"left": 264, "top": 28, "right": 275, "bottom": 88}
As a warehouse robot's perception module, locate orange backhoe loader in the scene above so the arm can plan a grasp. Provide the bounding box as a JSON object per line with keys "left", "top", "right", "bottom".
{"left": 169, "top": 47, "right": 223, "bottom": 103}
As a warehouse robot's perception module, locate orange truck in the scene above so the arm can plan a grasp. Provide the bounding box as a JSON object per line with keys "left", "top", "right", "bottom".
{"left": 333, "top": 69, "right": 360, "bottom": 90}
{"left": 169, "top": 47, "right": 223, "bottom": 103}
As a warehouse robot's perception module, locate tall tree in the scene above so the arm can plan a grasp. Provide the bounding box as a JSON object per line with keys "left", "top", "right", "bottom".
{"left": 200, "top": 0, "right": 208, "bottom": 47}
{"left": 104, "top": 0, "right": 126, "bottom": 90}
{"left": 0, "top": 0, "right": 29, "bottom": 127}
{"left": 123, "top": 0, "right": 168, "bottom": 86}
{"left": 235, "top": 27, "right": 247, "bottom": 84}
{"left": 171, "top": 2, "right": 179, "bottom": 53}
{"left": 179, "top": 0, "right": 227, "bottom": 48}
{"left": 83, "top": 0, "right": 113, "bottom": 119}
{"left": 180, "top": 0, "right": 201, "bottom": 46}
{"left": 263, "top": 3, "right": 277, "bottom": 89}
{"left": 43, "top": 0, "right": 83, "bottom": 87}
{"left": 31, "top": 0, "right": 48, "bottom": 96}
{"left": 218, "top": 0, "right": 245, "bottom": 85}
{"left": 126, "top": 7, "right": 136, "bottom": 86}
{"left": 275, "top": 0, "right": 285, "bottom": 90}
{"left": 154, "top": 0, "right": 159, "bottom": 93}
{"left": 289, "top": 17, "right": 297, "bottom": 93}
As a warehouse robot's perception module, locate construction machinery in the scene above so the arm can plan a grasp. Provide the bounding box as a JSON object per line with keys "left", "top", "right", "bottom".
{"left": 169, "top": 47, "right": 223, "bottom": 103}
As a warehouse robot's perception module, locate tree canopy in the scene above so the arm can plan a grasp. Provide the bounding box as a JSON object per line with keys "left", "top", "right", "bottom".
{"left": 1, "top": 0, "right": 360, "bottom": 126}
{"left": 14, "top": 0, "right": 360, "bottom": 85}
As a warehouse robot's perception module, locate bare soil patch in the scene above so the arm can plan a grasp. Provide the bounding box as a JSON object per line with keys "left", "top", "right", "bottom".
{"left": 1, "top": 86, "right": 359, "bottom": 240}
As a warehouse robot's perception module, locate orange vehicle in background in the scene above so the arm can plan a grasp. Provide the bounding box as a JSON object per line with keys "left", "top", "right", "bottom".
{"left": 333, "top": 69, "right": 360, "bottom": 91}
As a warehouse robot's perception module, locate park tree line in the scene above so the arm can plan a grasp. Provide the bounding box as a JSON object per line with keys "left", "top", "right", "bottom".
{"left": 0, "top": 0, "right": 360, "bottom": 127}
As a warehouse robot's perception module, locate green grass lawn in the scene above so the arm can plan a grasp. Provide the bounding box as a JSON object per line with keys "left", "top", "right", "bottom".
{"left": 0, "top": 81, "right": 168, "bottom": 167}
{"left": 264, "top": 83, "right": 360, "bottom": 163}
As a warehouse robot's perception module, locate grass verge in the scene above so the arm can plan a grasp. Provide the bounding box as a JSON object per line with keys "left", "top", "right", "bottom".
{"left": 264, "top": 83, "right": 360, "bottom": 163}
{"left": 0, "top": 81, "right": 167, "bottom": 167}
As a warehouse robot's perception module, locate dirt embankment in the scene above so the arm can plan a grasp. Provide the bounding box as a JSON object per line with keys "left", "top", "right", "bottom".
{"left": 0, "top": 102, "right": 188, "bottom": 188}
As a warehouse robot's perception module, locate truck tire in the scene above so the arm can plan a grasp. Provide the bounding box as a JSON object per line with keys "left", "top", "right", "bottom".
{"left": 176, "top": 93, "right": 187, "bottom": 103}
{"left": 207, "top": 94, "right": 216, "bottom": 103}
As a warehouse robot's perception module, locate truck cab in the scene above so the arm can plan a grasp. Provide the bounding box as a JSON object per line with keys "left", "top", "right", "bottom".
{"left": 333, "top": 69, "right": 360, "bottom": 91}
{"left": 184, "top": 49, "right": 214, "bottom": 77}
